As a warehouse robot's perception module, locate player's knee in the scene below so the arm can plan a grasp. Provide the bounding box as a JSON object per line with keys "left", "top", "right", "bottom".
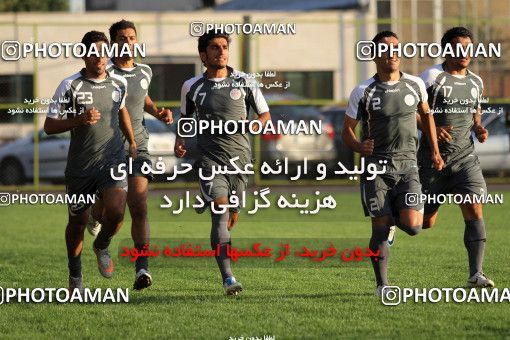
{"left": 460, "top": 203, "right": 483, "bottom": 221}
{"left": 213, "top": 197, "right": 228, "bottom": 206}
{"left": 103, "top": 208, "right": 125, "bottom": 225}
{"left": 408, "top": 225, "right": 422, "bottom": 236}
{"left": 397, "top": 223, "right": 422, "bottom": 236}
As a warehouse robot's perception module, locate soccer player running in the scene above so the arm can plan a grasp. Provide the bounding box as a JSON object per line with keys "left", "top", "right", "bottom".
{"left": 174, "top": 29, "right": 271, "bottom": 295}
{"left": 44, "top": 31, "right": 136, "bottom": 292}
{"left": 417, "top": 27, "right": 494, "bottom": 287}
{"left": 86, "top": 19, "right": 173, "bottom": 290}
{"left": 342, "top": 31, "right": 444, "bottom": 295}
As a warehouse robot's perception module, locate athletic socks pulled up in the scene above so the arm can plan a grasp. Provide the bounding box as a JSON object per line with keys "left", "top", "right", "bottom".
{"left": 464, "top": 219, "right": 486, "bottom": 277}
{"left": 134, "top": 242, "right": 149, "bottom": 273}
{"left": 369, "top": 225, "right": 390, "bottom": 287}
{"left": 210, "top": 210, "right": 233, "bottom": 282}
{"left": 68, "top": 255, "right": 82, "bottom": 278}
{"left": 93, "top": 230, "right": 113, "bottom": 250}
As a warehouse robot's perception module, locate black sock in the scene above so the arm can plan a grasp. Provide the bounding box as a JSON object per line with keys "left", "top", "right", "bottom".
{"left": 464, "top": 219, "right": 486, "bottom": 277}
{"left": 134, "top": 243, "right": 149, "bottom": 272}
{"left": 369, "top": 225, "right": 390, "bottom": 287}
{"left": 210, "top": 210, "right": 233, "bottom": 283}
{"left": 94, "top": 229, "right": 113, "bottom": 250}
{"left": 68, "top": 255, "right": 82, "bottom": 278}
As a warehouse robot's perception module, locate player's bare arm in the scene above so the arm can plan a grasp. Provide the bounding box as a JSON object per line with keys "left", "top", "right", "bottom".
{"left": 144, "top": 95, "right": 173, "bottom": 124}
{"left": 417, "top": 101, "right": 444, "bottom": 170}
{"left": 472, "top": 107, "right": 488, "bottom": 143}
{"left": 250, "top": 111, "right": 271, "bottom": 133}
{"left": 44, "top": 107, "right": 101, "bottom": 135}
{"left": 174, "top": 136, "right": 186, "bottom": 158}
{"left": 257, "top": 111, "right": 271, "bottom": 126}
{"left": 341, "top": 116, "right": 374, "bottom": 156}
{"left": 118, "top": 106, "right": 137, "bottom": 159}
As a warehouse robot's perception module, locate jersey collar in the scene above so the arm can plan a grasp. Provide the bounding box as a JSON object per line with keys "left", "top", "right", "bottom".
{"left": 110, "top": 61, "right": 137, "bottom": 72}
{"left": 80, "top": 68, "right": 110, "bottom": 83}
{"left": 202, "top": 65, "right": 234, "bottom": 80}
{"left": 374, "top": 71, "right": 402, "bottom": 85}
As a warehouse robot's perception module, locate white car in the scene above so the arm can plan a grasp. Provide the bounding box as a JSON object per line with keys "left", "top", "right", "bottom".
{"left": 0, "top": 114, "right": 176, "bottom": 185}
{"left": 474, "top": 110, "right": 510, "bottom": 174}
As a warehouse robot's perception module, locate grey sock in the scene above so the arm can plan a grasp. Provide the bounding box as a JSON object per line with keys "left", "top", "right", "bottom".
{"left": 464, "top": 219, "right": 486, "bottom": 277}
{"left": 369, "top": 225, "right": 390, "bottom": 287}
{"left": 210, "top": 210, "right": 233, "bottom": 282}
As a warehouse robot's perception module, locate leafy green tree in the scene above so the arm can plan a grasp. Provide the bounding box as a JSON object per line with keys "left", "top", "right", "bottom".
{"left": 0, "top": 0, "right": 68, "bottom": 12}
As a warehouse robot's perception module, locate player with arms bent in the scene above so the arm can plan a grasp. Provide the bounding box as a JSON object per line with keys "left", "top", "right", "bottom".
{"left": 174, "top": 30, "right": 271, "bottom": 295}
{"left": 44, "top": 31, "right": 136, "bottom": 292}
{"left": 87, "top": 19, "right": 173, "bottom": 290}
{"left": 418, "top": 27, "right": 494, "bottom": 288}
{"left": 342, "top": 31, "right": 444, "bottom": 295}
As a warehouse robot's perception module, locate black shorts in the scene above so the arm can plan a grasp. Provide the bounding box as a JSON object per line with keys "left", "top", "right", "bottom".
{"left": 66, "top": 162, "right": 127, "bottom": 216}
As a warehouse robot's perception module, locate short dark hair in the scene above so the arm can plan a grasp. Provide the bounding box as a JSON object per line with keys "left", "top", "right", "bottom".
{"left": 109, "top": 19, "right": 137, "bottom": 42}
{"left": 372, "top": 30, "right": 398, "bottom": 44}
{"left": 371, "top": 31, "right": 398, "bottom": 57}
{"left": 441, "top": 26, "right": 473, "bottom": 49}
{"left": 198, "top": 29, "right": 231, "bottom": 53}
{"left": 81, "top": 31, "right": 109, "bottom": 52}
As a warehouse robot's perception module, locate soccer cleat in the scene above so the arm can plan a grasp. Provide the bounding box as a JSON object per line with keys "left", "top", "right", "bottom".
{"left": 133, "top": 269, "right": 153, "bottom": 291}
{"left": 224, "top": 276, "right": 243, "bottom": 296}
{"left": 93, "top": 245, "right": 113, "bottom": 278}
{"left": 467, "top": 272, "right": 495, "bottom": 288}
{"left": 68, "top": 275, "right": 84, "bottom": 296}
{"left": 376, "top": 285, "right": 398, "bottom": 300}
{"left": 387, "top": 226, "right": 396, "bottom": 247}
{"left": 86, "top": 214, "right": 102, "bottom": 237}
{"left": 375, "top": 285, "right": 386, "bottom": 297}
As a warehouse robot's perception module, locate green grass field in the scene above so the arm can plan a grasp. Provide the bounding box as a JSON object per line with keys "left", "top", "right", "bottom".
{"left": 0, "top": 190, "right": 509, "bottom": 339}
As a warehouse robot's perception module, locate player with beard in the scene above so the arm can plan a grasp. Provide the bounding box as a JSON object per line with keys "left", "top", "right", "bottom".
{"left": 44, "top": 31, "right": 136, "bottom": 292}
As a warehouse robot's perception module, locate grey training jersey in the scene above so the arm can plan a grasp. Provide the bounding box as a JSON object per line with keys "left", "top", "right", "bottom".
{"left": 418, "top": 63, "right": 483, "bottom": 164}
{"left": 346, "top": 72, "right": 428, "bottom": 166}
{"left": 47, "top": 69, "right": 127, "bottom": 177}
{"left": 180, "top": 67, "right": 269, "bottom": 167}
{"left": 107, "top": 63, "right": 152, "bottom": 154}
